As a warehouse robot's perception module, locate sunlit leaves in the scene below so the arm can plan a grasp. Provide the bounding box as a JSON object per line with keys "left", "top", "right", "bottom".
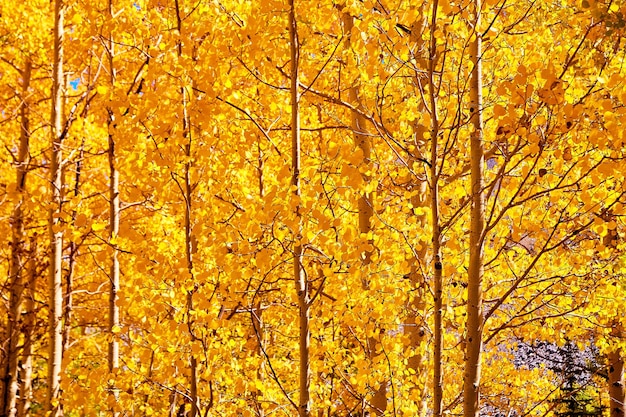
{"left": 0, "top": 0, "right": 625, "bottom": 414}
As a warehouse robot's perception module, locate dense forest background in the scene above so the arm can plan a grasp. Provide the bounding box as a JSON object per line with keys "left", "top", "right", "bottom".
{"left": 0, "top": 0, "right": 625, "bottom": 416}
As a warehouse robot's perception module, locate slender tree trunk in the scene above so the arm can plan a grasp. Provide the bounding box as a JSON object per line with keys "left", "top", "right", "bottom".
{"left": 427, "top": 0, "right": 443, "bottom": 413}
{"left": 430, "top": 152, "right": 443, "bottom": 417}
{"left": 63, "top": 136, "right": 83, "bottom": 359}
{"left": 250, "top": 301, "right": 266, "bottom": 416}
{"left": 404, "top": 176, "right": 430, "bottom": 417}
{"left": 61, "top": 86, "right": 77, "bottom": 360}
{"left": 47, "top": 1, "right": 65, "bottom": 415}
{"left": 2, "top": 59, "right": 32, "bottom": 417}
{"left": 609, "top": 325, "right": 625, "bottom": 417}
{"left": 172, "top": 0, "right": 201, "bottom": 413}
{"left": 106, "top": 4, "right": 121, "bottom": 417}
{"left": 189, "top": 356, "right": 199, "bottom": 417}
{"left": 18, "top": 239, "right": 37, "bottom": 417}
{"left": 251, "top": 140, "right": 266, "bottom": 416}
{"left": 62, "top": 247, "right": 74, "bottom": 355}
{"left": 289, "top": 2, "right": 310, "bottom": 415}
{"left": 184, "top": 133, "right": 199, "bottom": 417}
{"left": 403, "top": 7, "right": 432, "bottom": 415}
{"left": 463, "top": 0, "right": 485, "bottom": 416}
{"left": 107, "top": 4, "right": 120, "bottom": 417}
{"left": 62, "top": 142, "right": 82, "bottom": 356}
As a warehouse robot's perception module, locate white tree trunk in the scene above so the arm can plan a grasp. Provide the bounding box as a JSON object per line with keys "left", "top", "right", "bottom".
{"left": 48, "top": 0, "right": 65, "bottom": 415}
{"left": 107, "top": 3, "right": 120, "bottom": 415}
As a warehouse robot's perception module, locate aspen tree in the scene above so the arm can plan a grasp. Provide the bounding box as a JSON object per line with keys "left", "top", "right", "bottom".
{"left": 172, "top": 0, "right": 201, "bottom": 412}
{"left": 106, "top": 1, "right": 120, "bottom": 415}
{"left": 427, "top": 1, "right": 444, "bottom": 415}
{"left": 3, "top": 0, "right": 626, "bottom": 415}
{"left": 404, "top": 160, "right": 431, "bottom": 417}
{"left": 401, "top": 6, "right": 433, "bottom": 415}
{"left": 2, "top": 59, "right": 32, "bottom": 417}
{"left": 289, "top": 1, "right": 310, "bottom": 415}
{"left": 61, "top": 79, "right": 75, "bottom": 358}
{"left": 464, "top": 0, "right": 485, "bottom": 415}
{"left": 398, "top": 3, "right": 446, "bottom": 413}
{"left": 47, "top": 0, "right": 65, "bottom": 414}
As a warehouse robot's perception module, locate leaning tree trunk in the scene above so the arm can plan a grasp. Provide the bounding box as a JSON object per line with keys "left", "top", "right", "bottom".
{"left": 48, "top": 0, "right": 65, "bottom": 415}
{"left": 289, "top": 2, "right": 311, "bottom": 416}
{"left": 463, "top": 0, "right": 485, "bottom": 416}
{"left": 2, "top": 59, "right": 32, "bottom": 417}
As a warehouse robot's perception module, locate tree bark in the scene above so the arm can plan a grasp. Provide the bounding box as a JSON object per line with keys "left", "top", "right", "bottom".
{"left": 404, "top": 177, "right": 430, "bottom": 417}
{"left": 106, "top": 3, "right": 121, "bottom": 415}
{"left": 289, "top": 2, "right": 310, "bottom": 416}
{"left": 62, "top": 245, "right": 74, "bottom": 355}
{"left": 62, "top": 82, "right": 76, "bottom": 360}
{"left": 427, "top": 0, "right": 443, "bottom": 413}
{"left": 464, "top": 0, "right": 485, "bottom": 416}
{"left": 183, "top": 111, "right": 200, "bottom": 417}
{"left": 48, "top": 0, "right": 65, "bottom": 414}
{"left": 173, "top": 0, "right": 201, "bottom": 413}
{"left": 62, "top": 140, "right": 83, "bottom": 359}
{"left": 2, "top": 58, "right": 32, "bottom": 417}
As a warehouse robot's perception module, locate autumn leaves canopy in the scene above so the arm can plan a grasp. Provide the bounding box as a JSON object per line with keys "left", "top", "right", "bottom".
{"left": 0, "top": 0, "right": 625, "bottom": 416}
